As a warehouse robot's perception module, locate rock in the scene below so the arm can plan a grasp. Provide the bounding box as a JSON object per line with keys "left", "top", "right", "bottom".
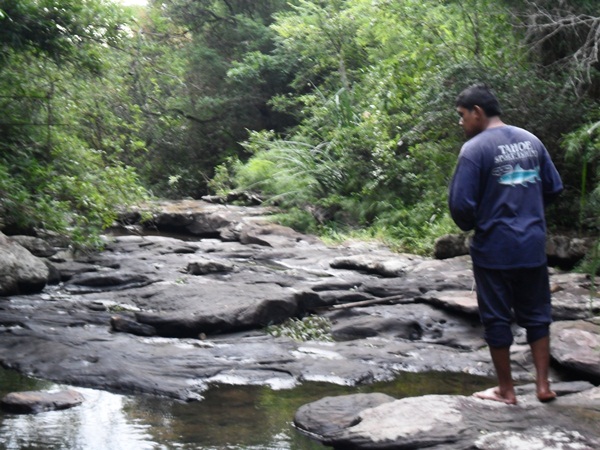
{"left": 436, "top": 233, "right": 596, "bottom": 269}
{"left": 0, "top": 200, "right": 597, "bottom": 404}
{"left": 111, "top": 314, "right": 156, "bottom": 336}
{"left": 417, "top": 290, "right": 479, "bottom": 316}
{"left": 8, "top": 235, "right": 57, "bottom": 258}
{"left": 132, "top": 282, "right": 300, "bottom": 337}
{"left": 65, "top": 270, "right": 155, "bottom": 293}
{"left": 49, "top": 261, "right": 100, "bottom": 282}
{"left": 310, "top": 290, "right": 374, "bottom": 307}
{"left": 187, "top": 258, "right": 235, "bottom": 275}
{"left": 1, "top": 389, "right": 84, "bottom": 414}
{"left": 295, "top": 384, "right": 600, "bottom": 449}
{"left": 0, "top": 231, "right": 49, "bottom": 296}
{"left": 325, "top": 395, "right": 471, "bottom": 449}
{"left": 294, "top": 393, "right": 395, "bottom": 437}
{"left": 326, "top": 303, "right": 484, "bottom": 349}
{"left": 239, "top": 223, "right": 317, "bottom": 248}
{"left": 549, "top": 271, "right": 600, "bottom": 320}
{"left": 552, "top": 289, "right": 600, "bottom": 320}
{"left": 330, "top": 255, "right": 409, "bottom": 277}
{"left": 43, "top": 260, "right": 62, "bottom": 285}
{"left": 123, "top": 199, "right": 277, "bottom": 239}
{"left": 546, "top": 235, "right": 596, "bottom": 269}
{"left": 357, "top": 277, "right": 417, "bottom": 298}
{"left": 551, "top": 320, "right": 600, "bottom": 381}
{"left": 472, "top": 427, "right": 598, "bottom": 450}
{"left": 226, "top": 191, "right": 263, "bottom": 205}
{"left": 201, "top": 191, "right": 263, "bottom": 205}
{"left": 515, "top": 380, "right": 595, "bottom": 397}
{"left": 433, "top": 233, "right": 470, "bottom": 259}
{"left": 200, "top": 194, "right": 226, "bottom": 204}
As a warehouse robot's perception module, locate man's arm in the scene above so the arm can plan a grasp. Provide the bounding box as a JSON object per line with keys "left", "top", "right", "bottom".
{"left": 448, "top": 158, "right": 480, "bottom": 231}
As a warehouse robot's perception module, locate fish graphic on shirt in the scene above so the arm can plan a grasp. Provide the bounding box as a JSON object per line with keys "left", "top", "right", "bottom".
{"left": 493, "top": 164, "right": 540, "bottom": 186}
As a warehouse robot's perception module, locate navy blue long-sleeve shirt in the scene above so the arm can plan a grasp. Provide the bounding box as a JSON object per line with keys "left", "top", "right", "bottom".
{"left": 448, "top": 125, "right": 563, "bottom": 269}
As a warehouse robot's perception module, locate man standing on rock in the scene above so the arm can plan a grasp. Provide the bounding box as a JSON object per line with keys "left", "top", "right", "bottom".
{"left": 448, "top": 84, "right": 563, "bottom": 404}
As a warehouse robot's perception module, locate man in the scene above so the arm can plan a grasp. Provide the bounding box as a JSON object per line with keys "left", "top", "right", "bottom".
{"left": 448, "top": 84, "right": 563, "bottom": 404}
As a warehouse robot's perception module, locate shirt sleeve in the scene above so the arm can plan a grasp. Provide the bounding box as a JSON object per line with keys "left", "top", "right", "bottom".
{"left": 448, "top": 156, "right": 480, "bottom": 231}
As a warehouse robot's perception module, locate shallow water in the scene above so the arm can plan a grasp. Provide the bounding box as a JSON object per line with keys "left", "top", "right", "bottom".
{"left": 0, "top": 367, "right": 493, "bottom": 449}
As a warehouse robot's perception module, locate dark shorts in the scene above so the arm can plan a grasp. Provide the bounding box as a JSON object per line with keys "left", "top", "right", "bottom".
{"left": 473, "top": 264, "right": 552, "bottom": 348}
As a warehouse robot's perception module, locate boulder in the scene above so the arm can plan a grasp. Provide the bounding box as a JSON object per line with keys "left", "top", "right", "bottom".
{"left": 1, "top": 389, "right": 84, "bottom": 414}
{"left": 123, "top": 199, "right": 277, "bottom": 239}
{"left": 8, "top": 235, "right": 57, "bottom": 258}
{"left": 0, "top": 232, "right": 49, "bottom": 296}
{"left": 295, "top": 384, "right": 600, "bottom": 449}
{"left": 435, "top": 233, "right": 597, "bottom": 269}
{"left": 551, "top": 319, "right": 600, "bottom": 382}
{"left": 325, "top": 395, "right": 470, "bottom": 449}
{"left": 294, "top": 393, "right": 395, "bottom": 437}
{"left": 433, "top": 233, "right": 470, "bottom": 259}
{"left": 546, "top": 235, "right": 596, "bottom": 269}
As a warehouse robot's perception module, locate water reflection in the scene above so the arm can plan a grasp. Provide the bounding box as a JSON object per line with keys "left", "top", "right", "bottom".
{"left": 0, "top": 388, "right": 154, "bottom": 449}
{"left": 0, "top": 368, "right": 493, "bottom": 449}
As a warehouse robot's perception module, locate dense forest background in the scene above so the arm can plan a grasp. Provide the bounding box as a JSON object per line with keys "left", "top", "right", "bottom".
{"left": 0, "top": 0, "right": 598, "bottom": 254}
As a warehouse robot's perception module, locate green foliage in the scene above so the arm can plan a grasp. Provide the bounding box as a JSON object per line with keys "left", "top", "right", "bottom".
{"left": 0, "top": 0, "right": 148, "bottom": 248}
{"left": 218, "top": 0, "right": 519, "bottom": 252}
{"left": 212, "top": 0, "right": 598, "bottom": 254}
{"left": 1, "top": 0, "right": 598, "bottom": 256}
{"left": 573, "top": 237, "right": 600, "bottom": 316}
{"left": 562, "top": 116, "right": 600, "bottom": 232}
{"left": 133, "top": 0, "right": 297, "bottom": 197}
{"left": 266, "top": 315, "right": 333, "bottom": 342}
{"left": 0, "top": 0, "right": 126, "bottom": 71}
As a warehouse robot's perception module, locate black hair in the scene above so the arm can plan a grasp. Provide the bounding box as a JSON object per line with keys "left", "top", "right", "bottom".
{"left": 455, "top": 83, "right": 502, "bottom": 117}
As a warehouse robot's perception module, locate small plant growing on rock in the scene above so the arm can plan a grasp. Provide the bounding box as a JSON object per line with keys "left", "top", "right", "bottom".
{"left": 267, "top": 315, "right": 333, "bottom": 342}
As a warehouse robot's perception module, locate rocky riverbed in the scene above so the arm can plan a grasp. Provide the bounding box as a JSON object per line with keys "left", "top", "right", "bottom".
{"left": 1, "top": 199, "right": 599, "bottom": 448}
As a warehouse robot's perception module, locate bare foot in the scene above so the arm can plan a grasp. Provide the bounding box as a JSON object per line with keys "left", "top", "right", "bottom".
{"left": 536, "top": 380, "right": 557, "bottom": 403}
{"left": 472, "top": 387, "right": 517, "bottom": 405}
{"left": 537, "top": 388, "right": 557, "bottom": 403}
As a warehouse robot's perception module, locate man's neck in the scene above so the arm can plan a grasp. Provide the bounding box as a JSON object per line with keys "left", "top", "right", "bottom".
{"left": 485, "top": 116, "right": 505, "bottom": 130}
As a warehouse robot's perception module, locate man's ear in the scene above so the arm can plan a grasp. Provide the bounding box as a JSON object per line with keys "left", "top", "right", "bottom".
{"left": 472, "top": 105, "right": 486, "bottom": 118}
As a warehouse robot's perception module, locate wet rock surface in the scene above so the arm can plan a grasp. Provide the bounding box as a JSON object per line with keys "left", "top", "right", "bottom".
{"left": 1, "top": 389, "right": 84, "bottom": 414}
{"left": 295, "top": 383, "right": 600, "bottom": 449}
{"left": 0, "top": 200, "right": 598, "bottom": 445}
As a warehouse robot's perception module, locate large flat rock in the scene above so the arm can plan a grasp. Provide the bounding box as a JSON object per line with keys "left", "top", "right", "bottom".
{"left": 0, "top": 201, "right": 597, "bottom": 403}
{"left": 551, "top": 319, "right": 600, "bottom": 381}
{"left": 295, "top": 384, "right": 600, "bottom": 449}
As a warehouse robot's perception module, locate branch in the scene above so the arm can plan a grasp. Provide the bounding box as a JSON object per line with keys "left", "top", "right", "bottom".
{"left": 315, "top": 294, "right": 412, "bottom": 311}
{"left": 140, "top": 103, "right": 218, "bottom": 124}
{"left": 521, "top": 2, "right": 600, "bottom": 93}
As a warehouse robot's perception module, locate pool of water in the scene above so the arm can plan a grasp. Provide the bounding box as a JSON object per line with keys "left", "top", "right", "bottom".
{"left": 0, "top": 367, "right": 493, "bottom": 449}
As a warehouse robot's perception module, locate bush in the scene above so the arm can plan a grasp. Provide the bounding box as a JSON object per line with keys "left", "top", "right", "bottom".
{"left": 266, "top": 315, "right": 333, "bottom": 342}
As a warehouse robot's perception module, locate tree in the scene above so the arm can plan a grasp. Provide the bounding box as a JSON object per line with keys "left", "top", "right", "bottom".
{"left": 0, "top": 0, "right": 147, "bottom": 247}
{"left": 124, "top": 0, "right": 295, "bottom": 197}
{"left": 515, "top": 0, "right": 600, "bottom": 96}
{"left": 507, "top": 0, "right": 600, "bottom": 231}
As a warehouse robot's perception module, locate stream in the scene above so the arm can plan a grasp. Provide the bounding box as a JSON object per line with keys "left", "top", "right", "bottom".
{"left": 1, "top": 201, "right": 599, "bottom": 448}
{"left": 0, "top": 367, "right": 494, "bottom": 449}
